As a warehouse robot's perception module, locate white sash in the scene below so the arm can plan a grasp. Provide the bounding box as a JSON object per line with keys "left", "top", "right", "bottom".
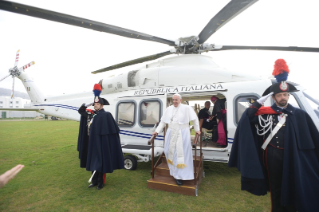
{"left": 261, "top": 114, "right": 287, "bottom": 150}
{"left": 167, "top": 123, "right": 189, "bottom": 168}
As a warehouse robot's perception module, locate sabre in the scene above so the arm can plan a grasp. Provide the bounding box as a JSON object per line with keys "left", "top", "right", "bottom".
{"left": 88, "top": 170, "right": 96, "bottom": 183}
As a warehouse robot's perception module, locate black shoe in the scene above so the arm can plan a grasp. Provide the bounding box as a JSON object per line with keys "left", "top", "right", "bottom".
{"left": 175, "top": 179, "right": 183, "bottom": 186}
{"left": 88, "top": 183, "right": 97, "bottom": 188}
{"left": 97, "top": 184, "right": 104, "bottom": 190}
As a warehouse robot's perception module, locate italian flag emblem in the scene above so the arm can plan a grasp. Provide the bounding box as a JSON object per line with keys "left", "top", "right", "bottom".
{"left": 27, "top": 87, "right": 31, "bottom": 91}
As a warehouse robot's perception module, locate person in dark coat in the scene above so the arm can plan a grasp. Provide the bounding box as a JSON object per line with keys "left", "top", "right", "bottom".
{"left": 229, "top": 59, "right": 319, "bottom": 212}
{"left": 77, "top": 84, "right": 124, "bottom": 190}
{"left": 211, "top": 96, "right": 227, "bottom": 146}
{"left": 198, "top": 101, "right": 214, "bottom": 131}
{"left": 77, "top": 105, "right": 93, "bottom": 169}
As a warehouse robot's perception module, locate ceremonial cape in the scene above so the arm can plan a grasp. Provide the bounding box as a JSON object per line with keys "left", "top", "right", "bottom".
{"left": 85, "top": 109, "right": 124, "bottom": 173}
{"left": 229, "top": 104, "right": 319, "bottom": 211}
{"left": 77, "top": 114, "right": 90, "bottom": 168}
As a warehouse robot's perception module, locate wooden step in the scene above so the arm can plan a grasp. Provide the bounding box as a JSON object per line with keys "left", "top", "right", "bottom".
{"left": 148, "top": 156, "right": 204, "bottom": 196}
{"left": 155, "top": 156, "right": 202, "bottom": 177}
{"left": 154, "top": 162, "right": 170, "bottom": 176}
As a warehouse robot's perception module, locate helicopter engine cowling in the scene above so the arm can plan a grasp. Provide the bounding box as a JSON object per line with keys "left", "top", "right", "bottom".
{"left": 99, "top": 54, "right": 260, "bottom": 94}
{"left": 100, "top": 67, "right": 159, "bottom": 94}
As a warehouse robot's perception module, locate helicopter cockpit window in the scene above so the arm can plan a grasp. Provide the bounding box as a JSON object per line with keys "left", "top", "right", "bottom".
{"left": 235, "top": 95, "right": 259, "bottom": 124}
{"left": 139, "top": 100, "right": 161, "bottom": 127}
{"left": 117, "top": 102, "right": 136, "bottom": 127}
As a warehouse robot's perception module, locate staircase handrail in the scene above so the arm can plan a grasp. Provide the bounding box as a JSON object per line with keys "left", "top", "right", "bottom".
{"left": 148, "top": 134, "right": 157, "bottom": 179}
{"left": 193, "top": 133, "right": 202, "bottom": 185}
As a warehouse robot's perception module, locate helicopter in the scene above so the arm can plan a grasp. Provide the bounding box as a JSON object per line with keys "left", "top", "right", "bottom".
{"left": 1, "top": 0, "right": 319, "bottom": 171}
{"left": 1, "top": 1, "right": 319, "bottom": 92}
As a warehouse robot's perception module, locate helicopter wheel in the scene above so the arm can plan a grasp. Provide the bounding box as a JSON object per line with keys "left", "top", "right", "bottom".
{"left": 124, "top": 155, "right": 137, "bottom": 170}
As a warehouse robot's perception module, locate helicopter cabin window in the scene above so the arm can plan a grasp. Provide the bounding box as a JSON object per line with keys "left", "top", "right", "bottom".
{"left": 235, "top": 95, "right": 259, "bottom": 124}
{"left": 116, "top": 102, "right": 136, "bottom": 127}
{"left": 139, "top": 100, "right": 161, "bottom": 127}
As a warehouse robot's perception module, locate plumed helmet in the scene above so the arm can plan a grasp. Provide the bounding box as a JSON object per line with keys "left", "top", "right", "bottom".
{"left": 262, "top": 81, "right": 299, "bottom": 96}
{"left": 93, "top": 96, "right": 109, "bottom": 105}
{"left": 92, "top": 83, "right": 109, "bottom": 105}
{"left": 262, "top": 59, "right": 298, "bottom": 96}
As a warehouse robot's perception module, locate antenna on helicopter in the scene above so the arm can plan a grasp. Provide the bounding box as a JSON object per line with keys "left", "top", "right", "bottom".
{"left": 0, "top": 50, "right": 35, "bottom": 99}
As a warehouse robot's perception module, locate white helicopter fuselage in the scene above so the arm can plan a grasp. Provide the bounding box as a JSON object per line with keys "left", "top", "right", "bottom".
{"left": 12, "top": 55, "right": 319, "bottom": 163}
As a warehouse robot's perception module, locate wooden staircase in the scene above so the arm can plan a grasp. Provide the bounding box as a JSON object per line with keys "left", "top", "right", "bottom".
{"left": 147, "top": 134, "right": 204, "bottom": 196}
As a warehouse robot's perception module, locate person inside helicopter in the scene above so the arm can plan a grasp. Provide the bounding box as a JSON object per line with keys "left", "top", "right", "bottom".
{"left": 198, "top": 101, "right": 216, "bottom": 141}
{"left": 211, "top": 96, "right": 227, "bottom": 147}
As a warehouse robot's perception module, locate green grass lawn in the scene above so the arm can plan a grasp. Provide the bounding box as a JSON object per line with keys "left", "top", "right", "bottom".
{"left": 0, "top": 120, "right": 270, "bottom": 211}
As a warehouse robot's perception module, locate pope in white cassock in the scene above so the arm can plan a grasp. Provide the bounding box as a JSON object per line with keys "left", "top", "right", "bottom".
{"left": 152, "top": 93, "right": 200, "bottom": 186}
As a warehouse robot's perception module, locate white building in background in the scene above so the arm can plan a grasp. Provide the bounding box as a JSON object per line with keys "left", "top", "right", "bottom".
{"left": 0, "top": 96, "right": 41, "bottom": 118}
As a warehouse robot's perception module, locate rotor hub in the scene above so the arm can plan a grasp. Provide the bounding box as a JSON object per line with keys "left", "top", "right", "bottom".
{"left": 174, "top": 36, "right": 220, "bottom": 54}
{"left": 9, "top": 66, "right": 21, "bottom": 77}
{"left": 174, "top": 36, "right": 200, "bottom": 54}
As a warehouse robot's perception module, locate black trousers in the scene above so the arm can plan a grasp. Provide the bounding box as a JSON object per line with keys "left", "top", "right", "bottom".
{"left": 266, "top": 146, "right": 296, "bottom": 212}
{"left": 92, "top": 171, "right": 104, "bottom": 185}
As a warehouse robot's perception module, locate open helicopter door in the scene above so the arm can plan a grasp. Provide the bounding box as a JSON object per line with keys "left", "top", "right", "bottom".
{"left": 116, "top": 92, "right": 167, "bottom": 170}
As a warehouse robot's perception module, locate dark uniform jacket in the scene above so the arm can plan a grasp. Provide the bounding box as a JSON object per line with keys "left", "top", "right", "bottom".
{"left": 77, "top": 109, "right": 92, "bottom": 168}
{"left": 229, "top": 102, "right": 319, "bottom": 211}
{"left": 212, "top": 99, "right": 226, "bottom": 119}
{"left": 198, "top": 108, "right": 214, "bottom": 130}
{"left": 78, "top": 108, "right": 124, "bottom": 173}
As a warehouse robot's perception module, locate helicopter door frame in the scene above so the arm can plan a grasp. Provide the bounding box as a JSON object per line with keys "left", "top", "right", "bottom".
{"left": 116, "top": 93, "right": 167, "bottom": 169}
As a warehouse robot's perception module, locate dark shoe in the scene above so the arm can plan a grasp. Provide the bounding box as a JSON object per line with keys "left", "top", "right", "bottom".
{"left": 175, "top": 179, "right": 183, "bottom": 186}
{"left": 88, "top": 183, "right": 97, "bottom": 188}
{"left": 97, "top": 184, "right": 104, "bottom": 190}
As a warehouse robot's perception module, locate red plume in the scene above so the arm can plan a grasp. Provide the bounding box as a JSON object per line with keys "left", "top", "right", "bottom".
{"left": 272, "top": 59, "right": 290, "bottom": 76}
{"left": 93, "top": 84, "right": 102, "bottom": 91}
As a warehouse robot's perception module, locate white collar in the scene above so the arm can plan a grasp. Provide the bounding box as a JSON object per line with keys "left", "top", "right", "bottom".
{"left": 174, "top": 103, "right": 181, "bottom": 109}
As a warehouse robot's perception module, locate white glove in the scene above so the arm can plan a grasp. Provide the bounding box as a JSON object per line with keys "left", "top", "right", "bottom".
{"left": 257, "top": 92, "right": 274, "bottom": 105}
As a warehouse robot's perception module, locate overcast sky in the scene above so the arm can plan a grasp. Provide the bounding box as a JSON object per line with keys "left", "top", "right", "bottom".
{"left": 0, "top": 0, "right": 319, "bottom": 99}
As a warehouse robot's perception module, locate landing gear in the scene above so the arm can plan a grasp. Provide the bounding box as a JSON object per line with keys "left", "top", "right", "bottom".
{"left": 124, "top": 155, "right": 137, "bottom": 170}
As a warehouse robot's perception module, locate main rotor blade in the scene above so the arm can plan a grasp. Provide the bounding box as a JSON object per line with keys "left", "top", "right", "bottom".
{"left": 0, "top": 1, "right": 175, "bottom": 46}
{"left": 14, "top": 49, "right": 20, "bottom": 67}
{"left": 92, "top": 51, "right": 172, "bottom": 74}
{"left": 198, "top": 0, "right": 258, "bottom": 44}
{"left": 0, "top": 74, "right": 11, "bottom": 82}
{"left": 210, "top": 45, "right": 319, "bottom": 53}
{"left": 11, "top": 76, "right": 15, "bottom": 99}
